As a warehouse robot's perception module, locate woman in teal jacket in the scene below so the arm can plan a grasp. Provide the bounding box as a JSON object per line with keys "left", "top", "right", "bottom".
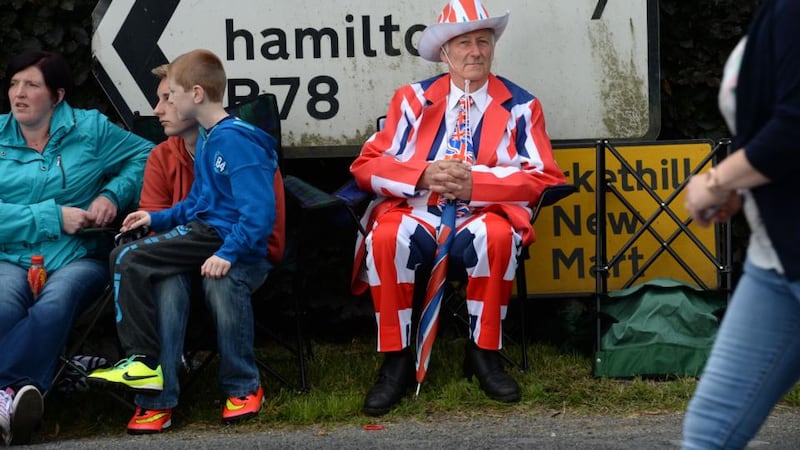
{"left": 0, "top": 50, "right": 152, "bottom": 445}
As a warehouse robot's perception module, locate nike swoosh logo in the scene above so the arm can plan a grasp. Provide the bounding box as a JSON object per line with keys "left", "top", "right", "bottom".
{"left": 122, "top": 372, "right": 158, "bottom": 381}
{"left": 226, "top": 399, "right": 245, "bottom": 411}
{"left": 136, "top": 412, "right": 169, "bottom": 424}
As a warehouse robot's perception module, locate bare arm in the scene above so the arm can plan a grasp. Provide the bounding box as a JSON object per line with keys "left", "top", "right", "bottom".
{"left": 684, "top": 149, "right": 770, "bottom": 226}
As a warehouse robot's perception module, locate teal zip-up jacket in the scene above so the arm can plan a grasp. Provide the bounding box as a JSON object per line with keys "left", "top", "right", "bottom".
{"left": 0, "top": 102, "right": 153, "bottom": 271}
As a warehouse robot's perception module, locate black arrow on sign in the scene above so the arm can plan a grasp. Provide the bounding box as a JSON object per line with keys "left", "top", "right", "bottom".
{"left": 114, "top": 0, "right": 179, "bottom": 110}
{"left": 592, "top": 0, "right": 608, "bottom": 20}
{"left": 93, "top": 0, "right": 178, "bottom": 128}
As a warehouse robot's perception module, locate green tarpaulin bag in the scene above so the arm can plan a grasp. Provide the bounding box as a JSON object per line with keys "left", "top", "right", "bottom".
{"left": 594, "top": 278, "right": 727, "bottom": 378}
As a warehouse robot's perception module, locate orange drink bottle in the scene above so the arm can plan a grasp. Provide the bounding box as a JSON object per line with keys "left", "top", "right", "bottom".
{"left": 28, "top": 254, "right": 47, "bottom": 297}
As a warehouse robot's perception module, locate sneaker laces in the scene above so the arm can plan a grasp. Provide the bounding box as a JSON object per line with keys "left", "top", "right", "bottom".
{"left": 112, "top": 354, "right": 145, "bottom": 369}
{"left": 230, "top": 389, "right": 262, "bottom": 403}
{"left": 0, "top": 388, "right": 14, "bottom": 411}
{"left": 0, "top": 388, "right": 12, "bottom": 414}
{"left": 0, "top": 388, "right": 12, "bottom": 443}
{"left": 135, "top": 407, "right": 159, "bottom": 417}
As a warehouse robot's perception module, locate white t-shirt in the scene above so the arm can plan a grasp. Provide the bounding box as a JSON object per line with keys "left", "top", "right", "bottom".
{"left": 719, "top": 36, "right": 784, "bottom": 273}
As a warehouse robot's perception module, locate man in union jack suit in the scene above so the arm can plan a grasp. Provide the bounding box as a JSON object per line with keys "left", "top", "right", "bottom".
{"left": 350, "top": 0, "right": 565, "bottom": 416}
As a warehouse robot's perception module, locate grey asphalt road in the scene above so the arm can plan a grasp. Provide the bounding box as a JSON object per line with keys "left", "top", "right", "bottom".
{"left": 18, "top": 408, "right": 800, "bottom": 449}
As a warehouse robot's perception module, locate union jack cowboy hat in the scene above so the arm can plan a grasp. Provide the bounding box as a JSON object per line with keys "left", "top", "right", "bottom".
{"left": 417, "top": 0, "right": 510, "bottom": 62}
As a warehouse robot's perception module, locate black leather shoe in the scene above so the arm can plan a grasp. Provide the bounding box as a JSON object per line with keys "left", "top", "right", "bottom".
{"left": 464, "top": 341, "right": 521, "bottom": 403}
{"left": 363, "top": 348, "right": 415, "bottom": 416}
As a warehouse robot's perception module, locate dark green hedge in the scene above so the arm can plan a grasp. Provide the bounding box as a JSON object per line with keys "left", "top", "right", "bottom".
{"left": 659, "top": 0, "right": 761, "bottom": 140}
{"left": 1, "top": 0, "right": 763, "bottom": 140}
{"left": 0, "top": 0, "right": 110, "bottom": 114}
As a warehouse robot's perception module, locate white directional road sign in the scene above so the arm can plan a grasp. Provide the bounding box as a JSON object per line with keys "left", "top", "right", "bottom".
{"left": 92, "top": 0, "right": 658, "bottom": 158}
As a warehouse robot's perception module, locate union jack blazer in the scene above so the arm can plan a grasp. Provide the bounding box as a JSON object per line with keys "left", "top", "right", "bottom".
{"left": 350, "top": 73, "right": 566, "bottom": 294}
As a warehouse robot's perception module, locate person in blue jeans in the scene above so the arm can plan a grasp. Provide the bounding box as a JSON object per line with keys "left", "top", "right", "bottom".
{"left": 125, "top": 63, "right": 200, "bottom": 435}
{"left": 0, "top": 49, "right": 152, "bottom": 446}
{"left": 88, "top": 49, "right": 282, "bottom": 434}
{"left": 682, "top": 1, "right": 800, "bottom": 448}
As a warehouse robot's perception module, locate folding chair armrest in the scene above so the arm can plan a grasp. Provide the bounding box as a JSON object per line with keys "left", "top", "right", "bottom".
{"left": 332, "top": 179, "right": 371, "bottom": 208}
{"left": 531, "top": 183, "right": 578, "bottom": 224}
{"left": 283, "top": 175, "right": 345, "bottom": 210}
{"left": 76, "top": 227, "right": 117, "bottom": 236}
{"left": 538, "top": 183, "right": 578, "bottom": 209}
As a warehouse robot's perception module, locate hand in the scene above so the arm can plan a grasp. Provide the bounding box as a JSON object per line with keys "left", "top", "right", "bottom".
{"left": 201, "top": 255, "right": 231, "bottom": 279}
{"left": 684, "top": 173, "right": 732, "bottom": 227}
{"left": 699, "top": 191, "right": 742, "bottom": 226}
{"left": 419, "top": 159, "right": 473, "bottom": 200}
{"left": 61, "top": 206, "right": 96, "bottom": 234}
{"left": 87, "top": 195, "right": 118, "bottom": 227}
{"left": 120, "top": 210, "right": 152, "bottom": 232}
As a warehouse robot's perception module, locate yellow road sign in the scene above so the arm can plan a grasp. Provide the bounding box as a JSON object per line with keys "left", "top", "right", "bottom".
{"left": 524, "top": 140, "right": 723, "bottom": 295}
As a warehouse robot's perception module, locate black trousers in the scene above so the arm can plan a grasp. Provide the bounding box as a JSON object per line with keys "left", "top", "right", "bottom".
{"left": 110, "top": 221, "right": 223, "bottom": 358}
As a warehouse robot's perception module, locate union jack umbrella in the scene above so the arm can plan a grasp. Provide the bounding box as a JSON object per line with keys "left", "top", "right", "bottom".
{"left": 415, "top": 199, "right": 457, "bottom": 396}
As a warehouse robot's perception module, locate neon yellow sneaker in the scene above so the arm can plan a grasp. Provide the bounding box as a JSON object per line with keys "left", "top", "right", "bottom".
{"left": 88, "top": 355, "right": 163, "bottom": 394}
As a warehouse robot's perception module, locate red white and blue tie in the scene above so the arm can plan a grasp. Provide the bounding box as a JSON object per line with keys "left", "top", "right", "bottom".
{"left": 439, "top": 94, "right": 474, "bottom": 217}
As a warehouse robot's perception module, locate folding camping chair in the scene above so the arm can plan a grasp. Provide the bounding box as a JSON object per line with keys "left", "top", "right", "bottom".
{"left": 49, "top": 229, "right": 135, "bottom": 410}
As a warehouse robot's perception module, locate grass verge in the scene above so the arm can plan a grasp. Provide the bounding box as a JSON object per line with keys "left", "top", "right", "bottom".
{"left": 40, "top": 337, "right": 800, "bottom": 442}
